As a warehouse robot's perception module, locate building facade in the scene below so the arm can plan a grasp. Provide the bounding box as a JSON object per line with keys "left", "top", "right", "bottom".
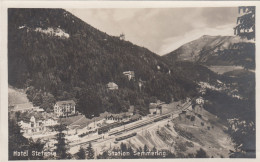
{"left": 196, "top": 97, "right": 204, "bottom": 105}
{"left": 54, "top": 100, "right": 76, "bottom": 117}
{"left": 18, "top": 113, "right": 58, "bottom": 134}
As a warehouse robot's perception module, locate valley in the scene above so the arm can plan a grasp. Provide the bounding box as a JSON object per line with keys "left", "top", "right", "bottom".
{"left": 7, "top": 7, "right": 255, "bottom": 160}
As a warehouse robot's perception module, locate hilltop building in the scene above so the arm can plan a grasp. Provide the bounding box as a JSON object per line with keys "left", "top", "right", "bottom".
{"left": 119, "top": 33, "right": 125, "bottom": 40}
{"left": 123, "top": 71, "right": 135, "bottom": 80}
{"left": 107, "top": 82, "right": 118, "bottom": 90}
{"left": 196, "top": 97, "right": 204, "bottom": 105}
{"left": 54, "top": 100, "right": 76, "bottom": 117}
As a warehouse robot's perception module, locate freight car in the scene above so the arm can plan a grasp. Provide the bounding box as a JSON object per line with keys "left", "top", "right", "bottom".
{"left": 153, "top": 114, "right": 170, "bottom": 122}
{"left": 115, "top": 132, "right": 137, "bottom": 141}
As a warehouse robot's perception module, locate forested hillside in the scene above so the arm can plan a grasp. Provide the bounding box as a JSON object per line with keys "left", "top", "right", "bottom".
{"left": 8, "top": 8, "right": 199, "bottom": 117}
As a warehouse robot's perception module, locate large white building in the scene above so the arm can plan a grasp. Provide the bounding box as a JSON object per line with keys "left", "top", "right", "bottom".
{"left": 54, "top": 100, "right": 76, "bottom": 117}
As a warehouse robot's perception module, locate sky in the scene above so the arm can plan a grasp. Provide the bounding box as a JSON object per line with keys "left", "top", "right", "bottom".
{"left": 66, "top": 7, "right": 238, "bottom": 56}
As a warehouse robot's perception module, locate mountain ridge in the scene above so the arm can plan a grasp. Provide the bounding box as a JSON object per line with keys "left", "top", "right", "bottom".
{"left": 163, "top": 35, "right": 255, "bottom": 69}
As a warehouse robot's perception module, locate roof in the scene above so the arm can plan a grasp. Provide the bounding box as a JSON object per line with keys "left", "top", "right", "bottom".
{"left": 130, "top": 114, "right": 141, "bottom": 120}
{"left": 107, "top": 114, "right": 124, "bottom": 119}
{"left": 123, "top": 71, "right": 134, "bottom": 75}
{"left": 42, "top": 112, "right": 58, "bottom": 120}
{"left": 35, "top": 108, "right": 44, "bottom": 112}
{"left": 19, "top": 112, "right": 44, "bottom": 123}
{"left": 149, "top": 103, "right": 158, "bottom": 109}
{"left": 14, "top": 102, "right": 34, "bottom": 110}
{"left": 55, "top": 100, "right": 75, "bottom": 107}
{"left": 20, "top": 111, "right": 57, "bottom": 123}
{"left": 107, "top": 82, "right": 118, "bottom": 87}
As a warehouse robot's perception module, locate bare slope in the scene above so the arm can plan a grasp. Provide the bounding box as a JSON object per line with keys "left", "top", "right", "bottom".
{"left": 8, "top": 86, "right": 32, "bottom": 106}
{"left": 164, "top": 35, "right": 255, "bottom": 69}
{"left": 93, "top": 107, "right": 235, "bottom": 158}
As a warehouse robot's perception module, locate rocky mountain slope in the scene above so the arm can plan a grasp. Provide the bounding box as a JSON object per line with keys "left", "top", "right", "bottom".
{"left": 164, "top": 35, "right": 255, "bottom": 69}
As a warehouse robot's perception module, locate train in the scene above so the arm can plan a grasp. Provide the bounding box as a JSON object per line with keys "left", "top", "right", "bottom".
{"left": 153, "top": 114, "right": 171, "bottom": 122}
{"left": 99, "top": 114, "right": 172, "bottom": 135}
{"left": 78, "top": 129, "right": 97, "bottom": 137}
{"left": 97, "top": 122, "right": 121, "bottom": 134}
{"left": 97, "top": 117, "right": 142, "bottom": 134}
{"left": 108, "top": 114, "right": 171, "bottom": 136}
{"left": 115, "top": 132, "right": 137, "bottom": 141}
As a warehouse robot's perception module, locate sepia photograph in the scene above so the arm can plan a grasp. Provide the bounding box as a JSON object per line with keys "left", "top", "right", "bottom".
{"left": 2, "top": 1, "right": 257, "bottom": 160}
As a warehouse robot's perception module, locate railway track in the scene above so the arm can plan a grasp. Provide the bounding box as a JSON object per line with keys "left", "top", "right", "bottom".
{"left": 109, "top": 101, "right": 192, "bottom": 136}
{"left": 69, "top": 100, "right": 193, "bottom": 147}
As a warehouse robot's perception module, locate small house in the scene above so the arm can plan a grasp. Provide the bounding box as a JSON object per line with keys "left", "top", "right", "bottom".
{"left": 123, "top": 71, "right": 135, "bottom": 80}
{"left": 196, "top": 97, "right": 204, "bottom": 105}
{"left": 107, "top": 82, "right": 118, "bottom": 90}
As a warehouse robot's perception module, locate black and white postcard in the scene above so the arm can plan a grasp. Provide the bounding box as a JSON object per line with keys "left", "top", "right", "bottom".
{"left": 1, "top": 0, "right": 259, "bottom": 161}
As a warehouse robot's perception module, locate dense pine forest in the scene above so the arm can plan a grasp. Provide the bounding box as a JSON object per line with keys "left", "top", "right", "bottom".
{"left": 8, "top": 9, "right": 204, "bottom": 117}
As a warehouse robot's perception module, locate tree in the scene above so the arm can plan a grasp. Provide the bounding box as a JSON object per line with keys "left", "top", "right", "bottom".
{"left": 195, "top": 148, "right": 208, "bottom": 158}
{"left": 76, "top": 147, "right": 86, "bottom": 159}
{"left": 8, "top": 119, "right": 29, "bottom": 160}
{"left": 8, "top": 119, "right": 47, "bottom": 160}
{"left": 187, "top": 153, "right": 195, "bottom": 158}
{"left": 77, "top": 88, "right": 103, "bottom": 118}
{"left": 234, "top": 6, "right": 255, "bottom": 40}
{"left": 128, "top": 146, "right": 135, "bottom": 158}
{"left": 120, "top": 143, "right": 127, "bottom": 152}
{"left": 32, "top": 92, "right": 43, "bottom": 106}
{"left": 165, "top": 150, "right": 176, "bottom": 158}
{"left": 137, "top": 146, "right": 142, "bottom": 152}
{"left": 143, "top": 144, "right": 149, "bottom": 152}
{"left": 15, "top": 111, "right": 21, "bottom": 122}
{"left": 86, "top": 142, "right": 95, "bottom": 159}
{"left": 97, "top": 151, "right": 109, "bottom": 159}
{"left": 152, "top": 146, "right": 157, "bottom": 152}
{"left": 54, "top": 123, "right": 70, "bottom": 159}
{"left": 28, "top": 138, "right": 45, "bottom": 160}
{"left": 40, "top": 93, "right": 56, "bottom": 111}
